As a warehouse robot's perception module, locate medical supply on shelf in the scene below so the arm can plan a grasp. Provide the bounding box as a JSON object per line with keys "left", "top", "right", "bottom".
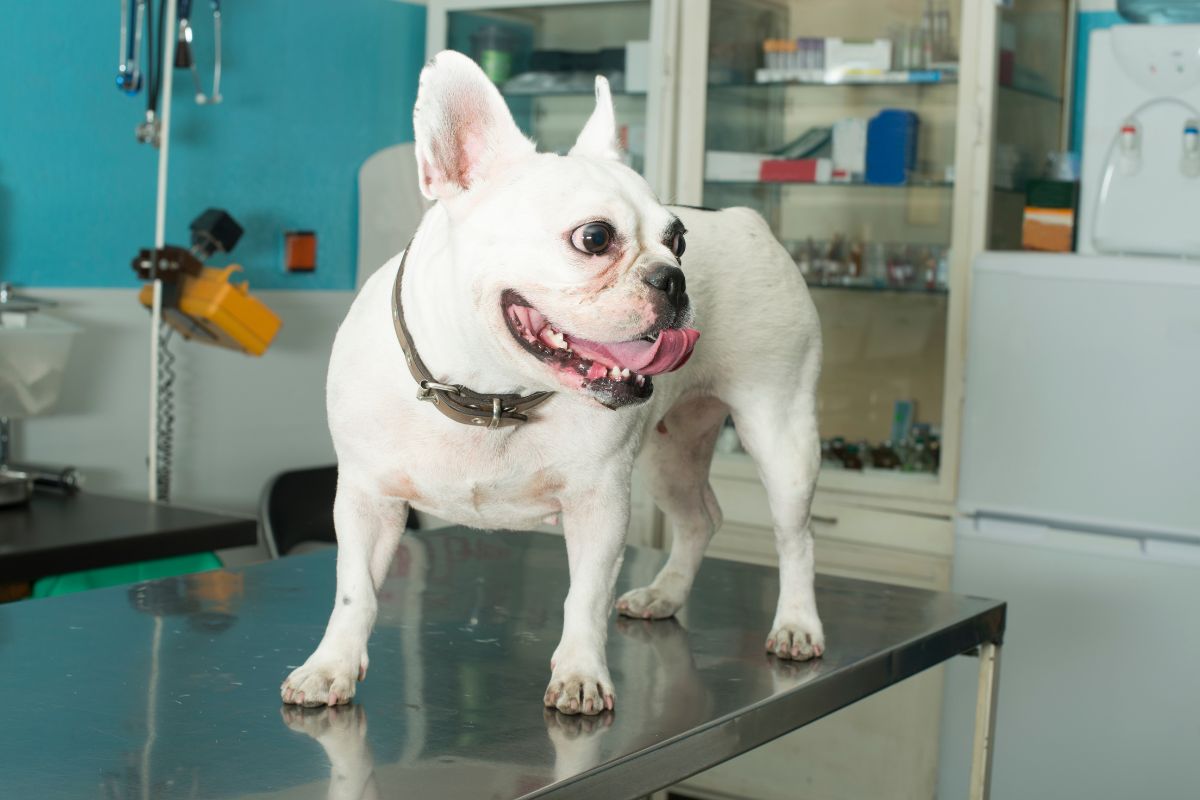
{"left": 819, "top": 428, "right": 941, "bottom": 474}
{"left": 866, "top": 109, "right": 919, "bottom": 185}
{"left": 832, "top": 118, "right": 868, "bottom": 179}
{"left": 825, "top": 38, "right": 892, "bottom": 77}
{"left": 470, "top": 26, "right": 517, "bottom": 84}
{"left": 790, "top": 238, "right": 948, "bottom": 291}
{"left": 704, "top": 151, "right": 769, "bottom": 182}
{"left": 891, "top": 400, "right": 916, "bottom": 445}
{"left": 759, "top": 158, "right": 833, "bottom": 183}
{"left": 1022, "top": 179, "right": 1078, "bottom": 252}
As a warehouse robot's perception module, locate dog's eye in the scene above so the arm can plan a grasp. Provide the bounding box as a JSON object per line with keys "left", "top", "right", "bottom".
{"left": 571, "top": 222, "right": 614, "bottom": 255}
{"left": 670, "top": 232, "right": 686, "bottom": 258}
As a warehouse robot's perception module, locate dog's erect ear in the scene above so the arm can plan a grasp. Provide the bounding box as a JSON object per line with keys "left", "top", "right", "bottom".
{"left": 414, "top": 51, "right": 535, "bottom": 202}
{"left": 569, "top": 77, "right": 620, "bottom": 161}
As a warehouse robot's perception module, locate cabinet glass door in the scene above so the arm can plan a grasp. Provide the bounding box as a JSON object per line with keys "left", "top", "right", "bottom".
{"left": 429, "top": 1, "right": 666, "bottom": 192}
{"left": 700, "top": 0, "right": 966, "bottom": 489}
{"left": 989, "top": 0, "right": 1071, "bottom": 250}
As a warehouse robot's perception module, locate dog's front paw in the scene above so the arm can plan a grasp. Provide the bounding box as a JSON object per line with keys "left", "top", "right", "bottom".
{"left": 616, "top": 585, "right": 684, "bottom": 619}
{"left": 766, "top": 620, "right": 825, "bottom": 661}
{"left": 543, "top": 664, "right": 614, "bottom": 716}
{"left": 281, "top": 651, "right": 364, "bottom": 707}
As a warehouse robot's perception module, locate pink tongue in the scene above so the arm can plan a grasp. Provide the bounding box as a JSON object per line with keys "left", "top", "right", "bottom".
{"left": 570, "top": 328, "right": 701, "bottom": 376}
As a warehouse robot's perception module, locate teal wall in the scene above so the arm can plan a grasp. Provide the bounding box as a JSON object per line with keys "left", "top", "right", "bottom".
{"left": 0, "top": 1, "right": 426, "bottom": 290}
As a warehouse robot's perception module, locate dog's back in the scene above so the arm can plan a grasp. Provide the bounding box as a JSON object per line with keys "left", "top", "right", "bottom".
{"left": 645, "top": 204, "right": 822, "bottom": 419}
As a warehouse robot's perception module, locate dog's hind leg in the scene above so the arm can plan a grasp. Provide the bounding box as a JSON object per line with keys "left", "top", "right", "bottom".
{"left": 617, "top": 394, "right": 729, "bottom": 620}
{"left": 282, "top": 479, "right": 407, "bottom": 706}
{"left": 729, "top": 391, "right": 825, "bottom": 661}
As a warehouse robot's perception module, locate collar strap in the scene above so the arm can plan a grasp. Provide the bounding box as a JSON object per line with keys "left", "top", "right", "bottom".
{"left": 391, "top": 240, "right": 553, "bottom": 429}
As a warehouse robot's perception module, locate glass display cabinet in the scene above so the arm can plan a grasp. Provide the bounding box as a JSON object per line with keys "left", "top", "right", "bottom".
{"left": 425, "top": 0, "right": 680, "bottom": 198}
{"left": 675, "top": 0, "right": 1072, "bottom": 508}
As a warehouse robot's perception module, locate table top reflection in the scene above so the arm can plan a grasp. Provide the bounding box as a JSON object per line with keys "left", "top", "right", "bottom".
{"left": 0, "top": 528, "right": 1004, "bottom": 799}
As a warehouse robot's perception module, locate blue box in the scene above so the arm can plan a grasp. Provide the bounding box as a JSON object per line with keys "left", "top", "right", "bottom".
{"left": 866, "top": 109, "right": 919, "bottom": 185}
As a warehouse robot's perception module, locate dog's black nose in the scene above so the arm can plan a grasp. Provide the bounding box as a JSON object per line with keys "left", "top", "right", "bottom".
{"left": 644, "top": 264, "right": 687, "bottom": 310}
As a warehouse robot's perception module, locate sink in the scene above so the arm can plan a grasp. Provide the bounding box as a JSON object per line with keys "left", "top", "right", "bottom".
{"left": 0, "top": 311, "right": 79, "bottom": 418}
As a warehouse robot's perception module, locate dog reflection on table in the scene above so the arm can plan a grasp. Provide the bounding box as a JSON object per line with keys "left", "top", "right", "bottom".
{"left": 282, "top": 704, "right": 379, "bottom": 800}
{"left": 282, "top": 617, "right": 821, "bottom": 798}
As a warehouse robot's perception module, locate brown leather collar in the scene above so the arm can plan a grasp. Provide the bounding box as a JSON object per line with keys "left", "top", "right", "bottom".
{"left": 391, "top": 240, "right": 553, "bottom": 429}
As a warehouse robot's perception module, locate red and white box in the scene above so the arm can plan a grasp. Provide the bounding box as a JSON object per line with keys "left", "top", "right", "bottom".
{"left": 759, "top": 158, "right": 833, "bottom": 183}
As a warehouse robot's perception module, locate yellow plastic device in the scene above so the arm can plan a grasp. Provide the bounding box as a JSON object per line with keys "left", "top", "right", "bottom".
{"left": 138, "top": 264, "right": 281, "bottom": 356}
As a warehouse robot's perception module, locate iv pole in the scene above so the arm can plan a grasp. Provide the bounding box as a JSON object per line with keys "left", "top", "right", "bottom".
{"left": 148, "top": 0, "right": 178, "bottom": 503}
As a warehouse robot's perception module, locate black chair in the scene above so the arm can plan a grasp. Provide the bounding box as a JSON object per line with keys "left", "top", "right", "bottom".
{"left": 259, "top": 465, "right": 418, "bottom": 558}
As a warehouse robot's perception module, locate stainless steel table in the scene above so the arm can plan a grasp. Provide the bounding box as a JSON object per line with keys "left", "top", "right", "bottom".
{"left": 0, "top": 528, "right": 1005, "bottom": 799}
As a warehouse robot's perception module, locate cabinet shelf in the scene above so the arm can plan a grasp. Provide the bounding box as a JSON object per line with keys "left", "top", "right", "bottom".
{"left": 501, "top": 88, "right": 646, "bottom": 99}
{"left": 711, "top": 450, "right": 940, "bottom": 486}
{"left": 706, "top": 179, "right": 953, "bottom": 190}
{"left": 999, "top": 83, "right": 1063, "bottom": 104}
{"left": 719, "top": 70, "right": 958, "bottom": 88}
{"left": 710, "top": 76, "right": 1060, "bottom": 102}
{"left": 806, "top": 281, "right": 948, "bottom": 296}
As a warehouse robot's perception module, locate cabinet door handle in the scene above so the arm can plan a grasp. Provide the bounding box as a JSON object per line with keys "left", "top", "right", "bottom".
{"left": 811, "top": 515, "right": 838, "bottom": 526}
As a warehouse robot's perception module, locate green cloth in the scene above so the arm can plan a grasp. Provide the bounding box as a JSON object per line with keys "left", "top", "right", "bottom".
{"left": 31, "top": 552, "right": 223, "bottom": 598}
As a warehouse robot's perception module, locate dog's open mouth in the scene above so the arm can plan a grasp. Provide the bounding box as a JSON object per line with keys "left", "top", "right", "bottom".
{"left": 502, "top": 290, "right": 699, "bottom": 408}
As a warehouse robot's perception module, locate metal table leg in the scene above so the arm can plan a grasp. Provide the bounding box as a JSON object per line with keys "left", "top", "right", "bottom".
{"left": 968, "top": 642, "right": 1002, "bottom": 800}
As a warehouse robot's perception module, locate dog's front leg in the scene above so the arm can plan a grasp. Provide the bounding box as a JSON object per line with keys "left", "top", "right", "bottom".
{"left": 282, "top": 481, "right": 407, "bottom": 707}
{"left": 544, "top": 481, "right": 630, "bottom": 716}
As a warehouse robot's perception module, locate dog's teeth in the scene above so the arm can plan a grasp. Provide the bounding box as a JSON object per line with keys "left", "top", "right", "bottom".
{"left": 635, "top": 374, "right": 645, "bottom": 386}
{"left": 609, "top": 366, "right": 623, "bottom": 380}
{"left": 620, "top": 368, "right": 631, "bottom": 379}
{"left": 551, "top": 332, "right": 567, "bottom": 349}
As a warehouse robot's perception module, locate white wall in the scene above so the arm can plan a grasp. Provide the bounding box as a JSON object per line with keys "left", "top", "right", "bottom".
{"left": 15, "top": 288, "right": 354, "bottom": 516}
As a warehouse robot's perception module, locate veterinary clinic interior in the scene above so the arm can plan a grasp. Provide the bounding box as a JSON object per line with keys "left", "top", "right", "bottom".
{"left": 1, "top": 0, "right": 1195, "bottom": 798}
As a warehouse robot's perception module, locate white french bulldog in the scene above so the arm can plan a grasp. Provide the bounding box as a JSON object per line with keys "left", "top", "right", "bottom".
{"left": 281, "top": 51, "right": 824, "bottom": 715}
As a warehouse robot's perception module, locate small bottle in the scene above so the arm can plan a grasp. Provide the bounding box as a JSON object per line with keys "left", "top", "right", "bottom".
{"left": 842, "top": 444, "right": 864, "bottom": 471}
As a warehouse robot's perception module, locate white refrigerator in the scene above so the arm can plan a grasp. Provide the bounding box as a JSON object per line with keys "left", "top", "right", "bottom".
{"left": 937, "top": 252, "right": 1200, "bottom": 799}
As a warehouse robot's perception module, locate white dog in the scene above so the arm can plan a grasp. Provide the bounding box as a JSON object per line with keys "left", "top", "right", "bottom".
{"left": 282, "top": 51, "right": 824, "bottom": 715}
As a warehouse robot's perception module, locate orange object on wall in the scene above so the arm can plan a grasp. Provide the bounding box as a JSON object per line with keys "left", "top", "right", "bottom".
{"left": 284, "top": 230, "right": 317, "bottom": 272}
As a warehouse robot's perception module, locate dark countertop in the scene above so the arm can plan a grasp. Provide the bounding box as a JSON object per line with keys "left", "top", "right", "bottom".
{"left": 0, "top": 527, "right": 1004, "bottom": 799}
{"left": 0, "top": 491, "right": 257, "bottom": 582}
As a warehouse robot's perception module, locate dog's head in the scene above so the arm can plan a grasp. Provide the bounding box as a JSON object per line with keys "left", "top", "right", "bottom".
{"left": 413, "top": 51, "right": 698, "bottom": 409}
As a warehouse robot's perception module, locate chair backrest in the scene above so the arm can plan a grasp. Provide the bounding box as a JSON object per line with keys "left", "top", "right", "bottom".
{"left": 259, "top": 466, "right": 420, "bottom": 558}
{"left": 260, "top": 465, "right": 338, "bottom": 558}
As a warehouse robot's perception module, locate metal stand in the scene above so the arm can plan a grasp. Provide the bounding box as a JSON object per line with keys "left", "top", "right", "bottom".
{"left": 968, "top": 642, "right": 1002, "bottom": 800}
